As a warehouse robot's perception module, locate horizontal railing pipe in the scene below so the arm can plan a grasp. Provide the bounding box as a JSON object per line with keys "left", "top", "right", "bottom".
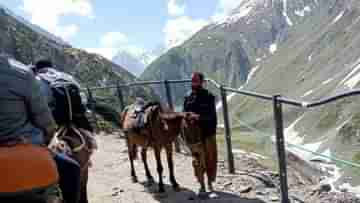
{"left": 80, "top": 79, "right": 360, "bottom": 110}
{"left": 278, "top": 97, "right": 304, "bottom": 107}
{"left": 305, "top": 90, "right": 360, "bottom": 108}
{"left": 206, "top": 79, "right": 222, "bottom": 89}
{"left": 224, "top": 87, "right": 273, "bottom": 101}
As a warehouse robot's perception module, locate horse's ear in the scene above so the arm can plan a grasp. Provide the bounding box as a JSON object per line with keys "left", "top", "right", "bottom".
{"left": 145, "top": 105, "right": 159, "bottom": 122}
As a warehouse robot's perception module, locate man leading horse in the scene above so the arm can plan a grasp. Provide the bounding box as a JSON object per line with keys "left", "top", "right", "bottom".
{"left": 183, "top": 72, "right": 218, "bottom": 194}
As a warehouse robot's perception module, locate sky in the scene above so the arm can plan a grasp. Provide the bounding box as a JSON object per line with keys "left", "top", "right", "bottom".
{"left": 0, "top": 0, "right": 241, "bottom": 60}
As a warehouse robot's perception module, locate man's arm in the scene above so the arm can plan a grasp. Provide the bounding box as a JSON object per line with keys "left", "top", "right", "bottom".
{"left": 26, "top": 72, "right": 57, "bottom": 144}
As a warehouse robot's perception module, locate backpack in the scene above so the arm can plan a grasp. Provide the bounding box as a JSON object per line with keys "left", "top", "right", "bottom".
{"left": 37, "top": 68, "right": 83, "bottom": 126}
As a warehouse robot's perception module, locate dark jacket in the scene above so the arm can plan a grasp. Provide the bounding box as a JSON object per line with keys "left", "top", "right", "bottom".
{"left": 183, "top": 88, "right": 217, "bottom": 137}
{"left": 0, "top": 57, "right": 56, "bottom": 144}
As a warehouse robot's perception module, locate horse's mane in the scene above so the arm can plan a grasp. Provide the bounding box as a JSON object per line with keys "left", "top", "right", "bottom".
{"left": 143, "top": 101, "right": 161, "bottom": 110}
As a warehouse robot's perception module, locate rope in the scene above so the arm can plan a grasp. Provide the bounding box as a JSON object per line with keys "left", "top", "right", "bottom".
{"left": 53, "top": 125, "right": 86, "bottom": 153}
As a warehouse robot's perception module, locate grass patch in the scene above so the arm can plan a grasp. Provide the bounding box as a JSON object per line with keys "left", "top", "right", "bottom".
{"left": 217, "top": 129, "right": 278, "bottom": 170}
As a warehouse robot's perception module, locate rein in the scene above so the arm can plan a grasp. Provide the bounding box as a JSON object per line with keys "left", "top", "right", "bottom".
{"left": 55, "top": 125, "right": 88, "bottom": 153}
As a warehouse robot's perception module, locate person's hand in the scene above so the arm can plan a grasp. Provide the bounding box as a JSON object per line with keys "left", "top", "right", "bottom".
{"left": 185, "top": 112, "right": 200, "bottom": 124}
{"left": 191, "top": 113, "right": 200, "bottom": 121}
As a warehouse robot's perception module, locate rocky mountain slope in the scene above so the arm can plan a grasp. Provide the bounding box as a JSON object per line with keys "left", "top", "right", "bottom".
{"left": 141, "top": 0, "right": 360, "bottom": 190}
{"left": 141, "top": 0, "right": 310, "bottom": 103}
{"left": 0, "top": 6, "right": 155, "bottom": 108}
{"left": 225, "top": 0, "right": 360, "bottom": 190}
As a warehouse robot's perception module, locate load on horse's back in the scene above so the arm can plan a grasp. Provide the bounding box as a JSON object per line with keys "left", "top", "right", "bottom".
{"left": 120, "top": 100, "right": 195, "bottom": 193}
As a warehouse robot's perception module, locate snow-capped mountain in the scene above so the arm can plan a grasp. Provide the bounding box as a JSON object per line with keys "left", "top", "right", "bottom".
{"left": 112, "top": 46, "right": 164, "bottom": 76}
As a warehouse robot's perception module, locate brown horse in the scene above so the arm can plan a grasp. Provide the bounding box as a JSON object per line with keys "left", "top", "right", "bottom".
{"left": 120, "top": 102, "right": 189, "bottom": 193}
{"left": 180, "top": 113, "right": 209, "bottom": 194}
{"left": 49, "top": 125, "right": 97, "bottom": 203}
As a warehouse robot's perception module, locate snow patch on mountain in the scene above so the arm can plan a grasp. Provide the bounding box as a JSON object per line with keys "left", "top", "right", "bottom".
{"left": 295, "top": 6, "right": 312, "bottom": 17}
{"left": 282, "top": 0, "right": 293, "bottom": 26}
{"left": 214, "top": 1, "right": 255, "bottom": 26}
{"left": 269, "top": 43, "right": 277, "bottom": 54}
{"left": 332, "top": 10, "right": 345, "bottom": 24}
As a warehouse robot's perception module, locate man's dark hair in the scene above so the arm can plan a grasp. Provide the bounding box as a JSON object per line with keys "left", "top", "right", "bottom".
{"left": 192, "top": 72, "right": 204, "bottom": 82}
{"left": 35, "top": 59, "right": 53, "bottom": 70}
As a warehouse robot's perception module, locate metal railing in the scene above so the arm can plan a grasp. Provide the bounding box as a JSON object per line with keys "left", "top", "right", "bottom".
{"left": 82, "top": 78, "right": 360, "bottom": 203}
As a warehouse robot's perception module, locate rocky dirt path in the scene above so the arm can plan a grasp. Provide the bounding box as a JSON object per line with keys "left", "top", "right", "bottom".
{"left": 87, "top": 133, "right": 360, "bottom": 203}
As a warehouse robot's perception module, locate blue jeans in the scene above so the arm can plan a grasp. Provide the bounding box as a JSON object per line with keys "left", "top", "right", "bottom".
{"left": 53, "top": 153, "right": 81, "bottom": 203}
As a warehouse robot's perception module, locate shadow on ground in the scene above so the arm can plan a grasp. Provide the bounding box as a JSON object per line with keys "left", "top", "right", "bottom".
{"left": 139, "top": 181, "right": 266, "bottom": 203}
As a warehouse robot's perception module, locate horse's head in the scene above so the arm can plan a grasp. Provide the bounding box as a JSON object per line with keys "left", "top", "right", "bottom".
{"left": 180, "top": 112, "right": 207, "bottom": 176}
{"left": 181, "top": 112, "right": 202, "bottom": 145}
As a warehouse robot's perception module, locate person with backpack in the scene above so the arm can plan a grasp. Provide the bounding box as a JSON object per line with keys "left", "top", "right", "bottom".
{"left": 33, "top": 60, "right": 93, "bottom": 132}
{"left": 0, "top": 56, "right": 62, "bottom": 202}
{"left": 32, "top": 59, "right": 90, "bottom": 203}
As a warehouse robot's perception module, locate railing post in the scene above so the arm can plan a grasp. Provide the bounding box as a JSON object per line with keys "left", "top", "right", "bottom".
{"left": 164, "top": 80, "right": 181, "bottom": 153}
{"left": 86, "top": 87, "right": 98, "bottom": 132}
{"left": 164, "top": 80, "right": 174, "bottom": 110}
{"left": 272, "top": 95, "right": 290, "bottom": 203}
{"left": 116, "top": 82, "right": 125, "bottom": 111}
{"left": 220, "top": 85, "right": 235, "bottom": 174}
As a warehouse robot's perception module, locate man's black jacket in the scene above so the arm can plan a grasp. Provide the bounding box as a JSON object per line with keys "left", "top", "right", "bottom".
{"left": 183, "top": 88, "right": 217, "bottom": 137}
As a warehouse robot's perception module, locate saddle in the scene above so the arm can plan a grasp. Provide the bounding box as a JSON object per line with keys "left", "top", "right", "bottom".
{"left": 129, "top": 102, "right": 160, "bottom": 133}
{"left": 0, "top": 144, "right": 59, "bottom": 198}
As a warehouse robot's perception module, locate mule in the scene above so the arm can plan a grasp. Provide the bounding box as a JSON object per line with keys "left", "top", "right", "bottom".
{"left": 49, "top": 125, "right": 97, "bottom": 203}
{"left": 120, "top": 102, "right": 189, "bottom": 193}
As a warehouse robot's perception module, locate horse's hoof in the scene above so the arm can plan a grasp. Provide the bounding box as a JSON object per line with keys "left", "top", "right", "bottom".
{"left": 132, "top": 177, "right": 138, "bottom": 183}
{"left": 144, "top": 180, "right": 155, "bottom": 187}
{"left": 158, "top": 187, "right": 165, "bottom": 193}
{"left": 172, "top": 184, "right": 181, "bottom": 191}
{"left": 148, "top": 178, "right": 155, "bottom": 184}
{"left": 198, "top": 188, "right": 206, "bottom": 194}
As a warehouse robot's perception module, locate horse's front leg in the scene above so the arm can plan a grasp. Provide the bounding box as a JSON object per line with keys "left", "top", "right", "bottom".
{"left": 79, "top": 168, "right": 89, "bottom": 203}
{"left": 127, "top": 140, "right": 138, "bottom": 183}
{"left": 165, "top": 143, "right": 179, "bottom": 190}
{"left": 154, "top": 147, "right": 165, "bottom": 193}
{"left": 141, "top": 147, "right": 154, "bottom": 185}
